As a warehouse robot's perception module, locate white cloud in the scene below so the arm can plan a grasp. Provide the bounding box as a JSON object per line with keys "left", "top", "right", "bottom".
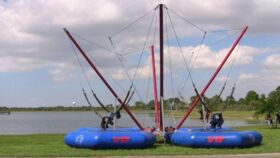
{"left": 109, "top": 57, "right": 153, "bottom": 80}
{"left": 238, "top": 73, "right": 259, "bottom": 81}
{"left": 216, "top": 76, "right": 230, "bottom": 82}
{"left": 0, "top": 0, "right": 280, "bottom": 101}
{"left": 48, "top": 62, "right": 75, "bottom": 82}
{"left": 0, "top": 0, "right": 125, "bottom": 75}
{"left": 234, "top": 60, "right": 280, "bottom": 98}
{"left": 166, "top": 45, "right": 261, "bottom": 70}
{"left": 263, "top": 54, "right": 280, "bottom": 69}
{"left": 0, "top": 0, "right": 279, "bottom": 76}
{"left": 49, "top": 68, "right": 73, "bottom": 82}
{"left": 259, "top": 54, "right": 280, "bottom": 86}
{"left": 166, "top": 0, "right": 280, "bottom": 33}
{"left": 101, "top": 43, "right": 263, "bottom": 82}
{"left": 0, "top": 56, "right": 43, "bottom": 72}
{"left": 228, "top": 53, "right": 280, "bottom": 98}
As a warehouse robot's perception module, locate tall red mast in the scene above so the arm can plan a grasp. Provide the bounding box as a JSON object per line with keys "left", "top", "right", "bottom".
{"left": 64, "top": 28, "right": 144, "bottom": 130}
{"left": 176, "top": 26, "right": 248, "bottom": 129}
{"left": 150, "top": 45, "right": 160, "bottom": 130}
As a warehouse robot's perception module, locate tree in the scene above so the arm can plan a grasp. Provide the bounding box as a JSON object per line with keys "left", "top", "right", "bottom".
{"left": 172, "top": 97, "right": 181, "bottom": 111}
{"left": 254, "top": 86, "right": 280, "bottom": 128}
{"left": 224, "top": 95, "right": 236, "bottom": 110}
{"left": 244, "top": 90, "right": 260, "bottom": 110}
{"left": 190, "top": 95, "right": 197, "bottom": 104}
{"left": 267, "top": 87, "right": 280, "bottom": 114}
{"left": 207, "top": 95, "right": 223, "bottom": 111}
{"left": 276, "top": 86, "right": 280, "bottom": 92}
{"left": 245, "top": 90, "right": 259, "bottom": 103}
{"left": 260, "top": 94, "right": 266, "bottom": 102}
{"left": 237, "top": 98, "right": 246, "bottom": 105}
{"left": 135, "top": 101, "right": 145, "bottom": 109}
{"left": 147, "top": 100, "right": 155, "bottom": 110}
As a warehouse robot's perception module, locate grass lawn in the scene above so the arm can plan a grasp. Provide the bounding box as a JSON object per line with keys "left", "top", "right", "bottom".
{"left": 165, "top": 110, "right": 256, "bottom": 120}
{"left": 0, "top": 126, "right": 279, "bottom": 157}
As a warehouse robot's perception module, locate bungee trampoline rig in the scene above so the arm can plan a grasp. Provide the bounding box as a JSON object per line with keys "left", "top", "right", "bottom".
{"left": 63, "top": 4, "right": 262, "bottom": 149}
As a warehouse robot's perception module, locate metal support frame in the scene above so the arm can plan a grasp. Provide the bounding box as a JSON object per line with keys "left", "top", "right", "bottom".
{"left": 64, "top": 28, "right": 144, "bottom": 130}
{"left": 159, "top": 3, "right": 164, "bottom": 131}
{"left": 176, "top": 26, "right": 248, "bottom": 129}
{"left": 150, "top": 45, "right": 160, "bottom": 130}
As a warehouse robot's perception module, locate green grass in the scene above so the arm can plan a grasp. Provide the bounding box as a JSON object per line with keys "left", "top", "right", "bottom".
{"left": 166, "top": 110, "right": 256, "bottom": 120}
{"left": 0, "top": 126, "right": 279, "bottom": 157}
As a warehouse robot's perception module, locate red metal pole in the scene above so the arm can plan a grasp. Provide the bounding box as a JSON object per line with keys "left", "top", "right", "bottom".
{"left": 150, "top": 45, "right": 160, "bottom": 129}
{"left": 176, "top": 26, "right": 248, "bottom": 129}
{"left": 64, "top": 28, "right": 144, "bottom": 130}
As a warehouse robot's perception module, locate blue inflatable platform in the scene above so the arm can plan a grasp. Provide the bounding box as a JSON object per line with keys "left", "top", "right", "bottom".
{"left": 170, "top": 128, "right": 262, "bottom": 148}
{"left": 65, "top": 127, "right": 156, "bottom": 149}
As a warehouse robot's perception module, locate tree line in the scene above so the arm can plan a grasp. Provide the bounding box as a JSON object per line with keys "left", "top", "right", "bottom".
{"left": 132, "top": 86, "right": 280, "bottom": 114}
{"left": 3, "top": 86, "right": 279, "bottom": 117}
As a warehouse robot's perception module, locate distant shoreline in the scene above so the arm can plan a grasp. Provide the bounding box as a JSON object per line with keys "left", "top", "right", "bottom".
{"left": 5, "top": 107, "right": 258, "bottom": 121}
{"left": 7, "top": 106, "right": 110, "bottom": 111}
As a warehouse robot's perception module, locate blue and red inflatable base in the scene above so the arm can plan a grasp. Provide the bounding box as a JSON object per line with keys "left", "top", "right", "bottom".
{"left": 64, "top": 127, "right": 156, "bottom": 149}
{"left": 169, "top": 128, "right": 262, "bottom": 148}
{"left": 65, "top": 127, "right": 262, "bottom": 149}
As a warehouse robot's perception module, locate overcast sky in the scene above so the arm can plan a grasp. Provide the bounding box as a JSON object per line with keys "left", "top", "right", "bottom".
{"left": 0, "top": 0, "right": 280, "bottom": 107}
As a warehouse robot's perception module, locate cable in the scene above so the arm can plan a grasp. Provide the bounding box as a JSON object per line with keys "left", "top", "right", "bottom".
{"left": 223, "top": 83, "right": 236, "bottom": 110}
{"left": 178, "top": 29, "right": 241, "bottom": 96}
{"left": 109, "top": 7, "right": 156, "bottom": 38}
{"left": 91, "top": 90, "right": 110, "bottom": 113}
{"left": 145, "top": 58, "right": 152, "bottom": 106}
{"left": 82, "top": 88, "right": 103, "bottom": 118}
{"left": 178, "top": 32, "right": 206, "bottom": 95}
{"left": 143, "top": 8, "right": 158, "bottom": 107}
{"left": 164, "top": 11, "right": 178, "bottom": 125}
{"left": 126, "top": 90, "right": 135, "bottom": 106}
{"left": 71, "top": 32, "right": 112, "bottom": 52}
{"left": 193, "top": 84, "right": 210, "bottom": 112}
{"left": 223, "top": 41, "right": 243, "bottom": 110}
{"left": 166, "top": 9, "right": 199, "bottom": 98}
{"left": 108, "top": 8, "right": 157, "bottom": 103}
{"left": 207, "top": 43, "right": 239, "bottom": 109}
{"left": 116, "top": 84, "right": 133, "bottom": 112}
{"left": 69, "top": 36, "right": 111, "bottom": 113}
{"left": 165, "top": 6, "right": 205, "bottom": 33}
{"left": 165, "top": 14, "right": 175, "bottom": 101}
{"left": 68, "top": 35, "right": 105, "bottom": 118}
{"left": 69, "top": 31, "right": 127, "bottom": 94}
{"left": 207, "top": 28, "right": 243, "bottom": 33}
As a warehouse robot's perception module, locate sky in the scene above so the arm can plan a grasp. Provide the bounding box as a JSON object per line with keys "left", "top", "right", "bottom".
{"left": 0, "top": 0, "right": 280, "bottom": 107}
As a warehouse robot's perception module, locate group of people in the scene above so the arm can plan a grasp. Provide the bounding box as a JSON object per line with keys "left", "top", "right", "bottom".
{"left": 210, "top": 113, "right": 224, "bottom": 129}
{"left": 265, "top": 113, "right": 280, "bottom": 127}
{"left": 199, "top": 108, "right": 224, "bottom": 129}
{"left": 199, "top": 109, "right": 211, "bottom": 123}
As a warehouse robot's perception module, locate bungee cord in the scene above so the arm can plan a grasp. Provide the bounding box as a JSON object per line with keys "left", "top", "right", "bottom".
{"left": 68, "top": 38, "right": 107, "bottom": 118}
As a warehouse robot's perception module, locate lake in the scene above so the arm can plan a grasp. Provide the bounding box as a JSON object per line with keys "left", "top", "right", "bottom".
{"left": 0, "top": 112, "right": 264, "bottom": 134}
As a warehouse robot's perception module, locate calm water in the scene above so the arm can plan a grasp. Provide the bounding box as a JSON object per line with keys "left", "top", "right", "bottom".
{"left": 0, "top": 112, "right": 264, "bottom": 134}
